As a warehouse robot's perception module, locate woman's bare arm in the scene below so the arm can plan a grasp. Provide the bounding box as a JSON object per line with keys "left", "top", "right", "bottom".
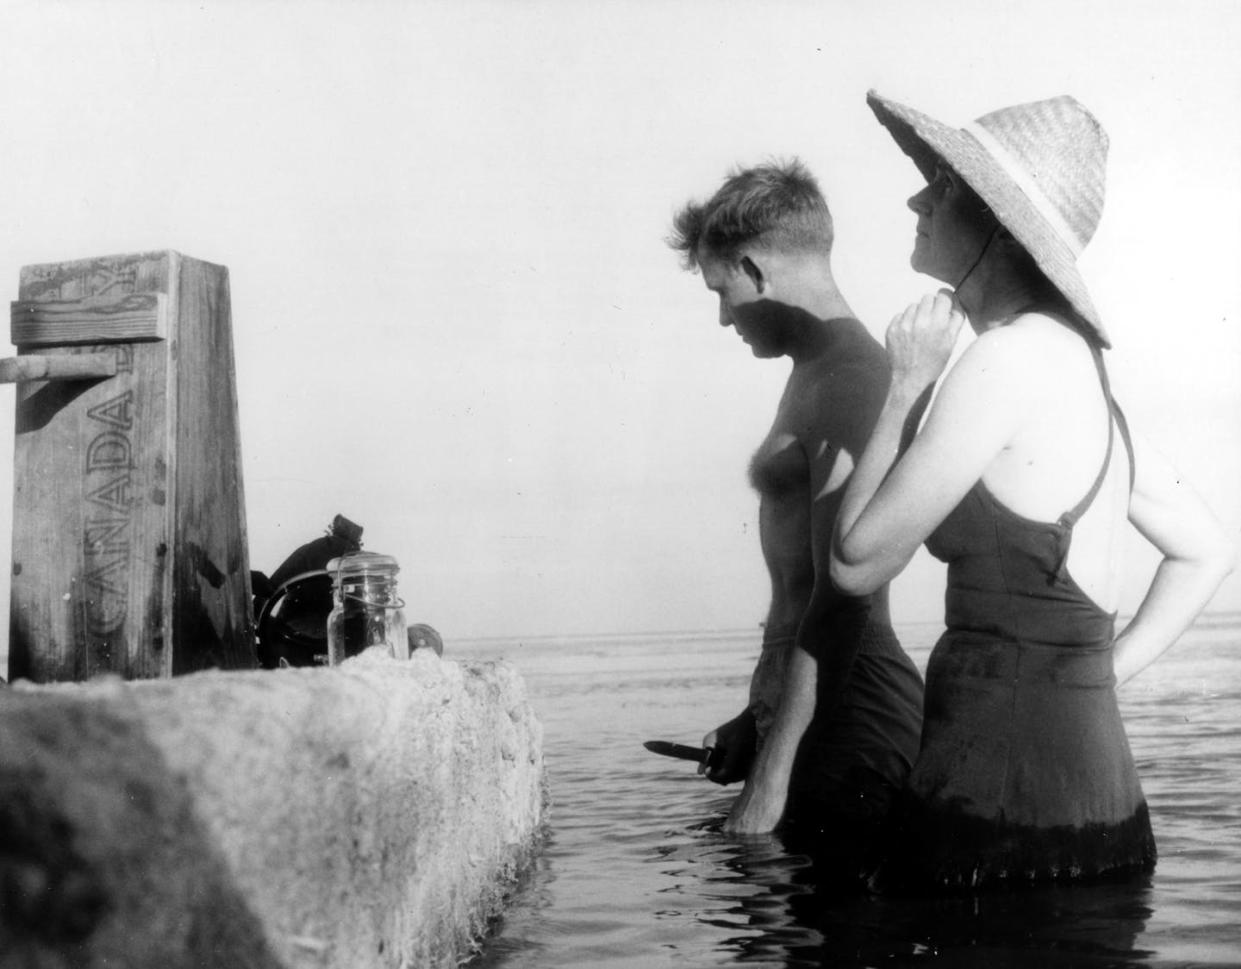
{"left": 832, "top": 294, "right": 1031, "bottom": 594}
{"left": 1113, "top": 434, "right": 1235, "bottom": 684}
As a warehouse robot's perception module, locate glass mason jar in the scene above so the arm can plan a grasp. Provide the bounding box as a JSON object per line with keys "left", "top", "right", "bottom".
{"left": 325, "top": 551, "right": 409, "bottom": 665}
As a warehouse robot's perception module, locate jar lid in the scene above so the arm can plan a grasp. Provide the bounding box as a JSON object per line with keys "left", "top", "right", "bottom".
{"left": 325, "top": 550, "right": 401, "bottom": 577}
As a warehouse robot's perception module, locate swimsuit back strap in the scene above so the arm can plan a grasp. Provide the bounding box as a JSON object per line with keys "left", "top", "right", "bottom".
{"left": 1112, "top": 398, "right": 1136, "bottom": 493}
{"left": 1058, "top": 344, "right": 1120, "bottom": 529}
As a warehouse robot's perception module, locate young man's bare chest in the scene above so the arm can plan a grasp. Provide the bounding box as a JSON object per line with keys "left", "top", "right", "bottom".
{"left": 749, "top": 424, "right": 808, "bottom": 504}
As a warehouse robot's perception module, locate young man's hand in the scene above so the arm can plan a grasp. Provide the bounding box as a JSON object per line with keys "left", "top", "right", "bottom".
{"left": 701, "top": 709, "right": 758, "bottom": 785}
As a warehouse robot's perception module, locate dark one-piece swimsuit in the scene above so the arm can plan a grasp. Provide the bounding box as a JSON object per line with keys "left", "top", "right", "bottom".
{"left": 877, "top": 340, "right": 1157, "bottom": 892}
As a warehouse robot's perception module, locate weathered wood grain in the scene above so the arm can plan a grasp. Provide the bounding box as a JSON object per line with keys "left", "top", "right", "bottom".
{"left": 10, "top": 292, "right": 167, "bottom": 346}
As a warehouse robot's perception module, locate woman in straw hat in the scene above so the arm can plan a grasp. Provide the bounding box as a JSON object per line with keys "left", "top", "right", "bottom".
{"left": 830, "top": 91, "right": 1234, "bottom": 890}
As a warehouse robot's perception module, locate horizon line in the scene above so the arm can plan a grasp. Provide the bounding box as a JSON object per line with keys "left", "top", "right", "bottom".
{"left": 450, "top": 607, "right": 1241, "bottom": 649}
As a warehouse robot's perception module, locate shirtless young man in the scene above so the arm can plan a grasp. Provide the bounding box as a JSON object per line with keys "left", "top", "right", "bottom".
{"left": 669, "top": 160, "right": 923, "bottom": 875}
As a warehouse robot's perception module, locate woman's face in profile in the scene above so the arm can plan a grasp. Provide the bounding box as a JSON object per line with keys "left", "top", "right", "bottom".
{"left": 906, "top": 164, "right": 994, "bottom": 284}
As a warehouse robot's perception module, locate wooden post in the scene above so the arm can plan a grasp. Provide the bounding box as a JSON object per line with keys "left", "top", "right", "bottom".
{"left": 6, "top": 251, "right": 255, "bottom": 681}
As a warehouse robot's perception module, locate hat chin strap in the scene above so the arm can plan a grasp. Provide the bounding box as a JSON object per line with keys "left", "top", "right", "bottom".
{"left": 954, "top": 225, "right": 999, "bottom": 292}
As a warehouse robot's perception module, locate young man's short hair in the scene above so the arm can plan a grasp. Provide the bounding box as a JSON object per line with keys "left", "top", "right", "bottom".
{"left": 669, "top": 158, "right": 834, "bottom": 270}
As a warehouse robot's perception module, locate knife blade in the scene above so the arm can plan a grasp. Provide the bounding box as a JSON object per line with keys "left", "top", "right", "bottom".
{"left": 644, "top": 740, "right": 712, "bottom": 764}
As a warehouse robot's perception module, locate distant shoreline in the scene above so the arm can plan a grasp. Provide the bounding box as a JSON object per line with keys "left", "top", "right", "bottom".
{"left": 4, "top": 609, "right": 1238, "bottom": 679}
{"left": 452, "top": 609, "right": 1241, "bottom": 652}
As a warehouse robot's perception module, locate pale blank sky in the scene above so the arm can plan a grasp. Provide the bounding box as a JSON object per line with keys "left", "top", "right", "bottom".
{"left": 0, "top": 0, "right": 1237, "bottom": 641}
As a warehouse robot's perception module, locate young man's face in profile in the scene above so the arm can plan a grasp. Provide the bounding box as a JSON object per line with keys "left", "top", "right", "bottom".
{"left": 697, "top": 249, "right": 784, "bottom": 359}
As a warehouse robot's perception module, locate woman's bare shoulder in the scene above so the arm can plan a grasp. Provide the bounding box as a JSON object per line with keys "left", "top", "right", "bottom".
{"left": 929, "top": 315, "right": 1092, "bottom": 428}
{"left": 953, "top": 313, "right": 1087, "bottom": 379}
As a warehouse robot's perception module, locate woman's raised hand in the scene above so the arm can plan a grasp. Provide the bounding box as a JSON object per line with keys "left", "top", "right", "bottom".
{"left": 886, "top": 290, "right": 967, "bottom": 393}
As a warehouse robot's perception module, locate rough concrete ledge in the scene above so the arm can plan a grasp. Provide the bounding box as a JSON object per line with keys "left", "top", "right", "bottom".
{"left": 0, "top": 649, "right": 546, "bottom": 969}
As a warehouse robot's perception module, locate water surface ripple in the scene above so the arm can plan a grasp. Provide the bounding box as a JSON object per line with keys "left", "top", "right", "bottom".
{"left": 462, "top": 617, "right": 1241, "bottom": 968}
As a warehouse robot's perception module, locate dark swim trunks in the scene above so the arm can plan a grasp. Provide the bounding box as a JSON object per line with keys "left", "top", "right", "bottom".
{"left": 756, "top": 609, "right": 923, "bottom": 890}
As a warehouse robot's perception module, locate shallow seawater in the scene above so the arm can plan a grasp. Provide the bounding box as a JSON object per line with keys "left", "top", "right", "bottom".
{"left": 457, "top": 616, "right": 1241, "bottom": 969}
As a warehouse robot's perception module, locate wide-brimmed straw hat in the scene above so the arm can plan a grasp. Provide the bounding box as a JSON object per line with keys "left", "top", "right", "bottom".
{"left": 867, "top": 89, "right": 1111, "bottom": 347}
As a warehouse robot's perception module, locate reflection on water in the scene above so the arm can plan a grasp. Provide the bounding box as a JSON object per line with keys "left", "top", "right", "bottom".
{"left": 691, "top": 835, "right": 1157, "bottom": 967}
{"left": 461, "top": 618, "right": 1241, "bottom": 968}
